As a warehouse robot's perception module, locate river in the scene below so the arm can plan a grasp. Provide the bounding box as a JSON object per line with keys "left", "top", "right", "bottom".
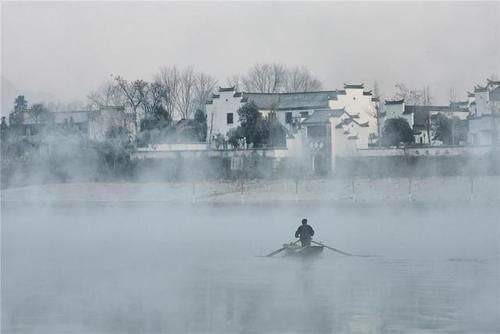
{"left": 2, "top": 201, "right": 499, "bottom": 333}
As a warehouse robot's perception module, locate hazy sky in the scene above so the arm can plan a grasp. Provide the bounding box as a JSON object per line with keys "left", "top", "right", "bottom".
{"left": 1, "top": 1, "right": 499, "bottom": 114}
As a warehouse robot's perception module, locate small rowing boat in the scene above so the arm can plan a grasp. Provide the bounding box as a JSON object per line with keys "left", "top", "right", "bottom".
{"left": 265, "top": 239, "right": 358, "bottom": 258}
{"left": 282, "top": 243, "right": 324, "bottom": 257}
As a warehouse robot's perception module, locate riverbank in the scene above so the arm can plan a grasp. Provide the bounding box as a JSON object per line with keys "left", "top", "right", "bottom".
{"left": 2, "top": 176, "right": 500, "bottom": 205}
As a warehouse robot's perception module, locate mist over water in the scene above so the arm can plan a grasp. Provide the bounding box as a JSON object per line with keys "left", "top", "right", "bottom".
{"left": 2, "top": 201, "right": 499, "bottom": 333}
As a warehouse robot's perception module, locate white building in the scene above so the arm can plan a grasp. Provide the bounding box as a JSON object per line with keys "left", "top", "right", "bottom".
{"left": 381, "top": 100, "right": 469, "bottom": 145}
{"left": 206, "top": 84, "right": 378, "bottom": 149}
{"left": 13, "top": 106, "right": 133, "bottom": 142}
{"left": 205, "top": 84, "right": 379, "bottom": 173}
{"left": 468, "top": 80, "right": 500, "bottom": 146}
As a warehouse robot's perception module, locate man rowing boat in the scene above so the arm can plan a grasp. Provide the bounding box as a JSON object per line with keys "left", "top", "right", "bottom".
{"left": 295, "top": 218, "right": 314, "bottom": 247}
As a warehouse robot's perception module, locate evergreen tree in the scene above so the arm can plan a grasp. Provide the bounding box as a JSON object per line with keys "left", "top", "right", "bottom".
{"left": 382, "top": 118, "right": 414, "bottom": 146}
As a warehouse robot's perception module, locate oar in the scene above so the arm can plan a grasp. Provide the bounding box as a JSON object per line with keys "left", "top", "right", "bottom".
{"left": 311, "top": 240, "right": 356, "bottom": 257}
{"left": 265, "top": 240, "right": 300, "bottom": 257}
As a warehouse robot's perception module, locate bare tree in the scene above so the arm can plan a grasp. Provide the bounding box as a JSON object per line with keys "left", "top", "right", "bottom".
{"left": 423, "top": 85, "right": 432, "bottom": 105}
{"left": 155, "top": 66, "right": 180, "bottom": 119}
{"left": 176, "top": 67, "right": 197, "bottom": 119}
{"left": 284, "top": 66, "right": 322, "bottom": 92}
{"left": 113, "top": 76, "right": 148, "bottom": 131}
{"left": 139, "top": 81, "right": 163, "bottom": 116}
{"left": 155, "top": 66, "right": 216, "bottom": 120}
{"left": 393, "top": 83, "right": 425, "bottom": 105}
{"left": 240, "top": 63, "right": 322, "bottom": 93}
{"left": 30, "top": 103, "right": 50, "bottom": 124}
{"left": 193, "top": 72, "right": 217, "bottom": 113}
{"left": 449, "top": 87, "right": 456, "bottom": 103}
{"left": 226, "top": 74, "right": 241, "bottom": 90}
{"left": 241, "top": 63, "right": 287, "bottom": 93}
{"left": 87, "top": 79, "right": 124, "bottom": 109}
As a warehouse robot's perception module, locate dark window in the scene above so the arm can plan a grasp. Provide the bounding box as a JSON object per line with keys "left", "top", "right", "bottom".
{"left": 307, "top": 125, "right": 327, "bottom": 138}
{"left": 285, "top": 112, "right": 293, "bottom": 124}
{"left": 227, "top": 113, "right": 233, "bottom": 124}
{"left": 300, "top": 111, "right": 309, "bottom": 118}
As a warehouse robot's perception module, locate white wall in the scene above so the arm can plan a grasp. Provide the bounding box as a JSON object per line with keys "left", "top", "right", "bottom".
{"left": 469, "top": 116, "right": 493, "bottom": 145}
{"left": 206, "top": 89, "right": 242, "bottom": 142}
{"left": 381, "top": 103, "right": 405, "bottom": 119}
{"left": 137, "top": 143, "right": 207, "bottom": 152}
{"left": 474, "top": 91, "right": 490, "bottom": 116}
{"left": 329, "top": 88, "right": 378, "bottom": 138}
{"left": 286, "top": 128, "right": 306, "bottom": 158}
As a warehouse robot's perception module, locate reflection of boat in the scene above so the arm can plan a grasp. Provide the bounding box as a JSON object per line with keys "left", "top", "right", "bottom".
{"left": 283, "top": 243, "right": 324, "bottom": 257}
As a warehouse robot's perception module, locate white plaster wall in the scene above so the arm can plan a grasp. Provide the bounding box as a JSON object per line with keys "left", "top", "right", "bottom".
{"left": 414, "top": 131, "right": 430, "bottom": 145}
{"left": 331, "top": 125, "right": 355, "bottom": 158}
{"left": 474, "top": 91, "right": 490, "bottom": 116}
{"left": 286, "top": 129, "right": 306, "bottom": 158}
{"left": 329, "top": 88, "right": 377, "bottom": 136}
{"left": 206, "top": 90, "right": 242, "bottom": 141}
{"left": 469, "top": 117, "right": 493, "bottom": 145}
{"left": 137, "top": 143, "right": 207, "bottom": 151}
{"left": 382, "top": 103, "right": 405, "bottom": 120}
{"left": 355, "top": 125, "right": 371, "bottom": 149}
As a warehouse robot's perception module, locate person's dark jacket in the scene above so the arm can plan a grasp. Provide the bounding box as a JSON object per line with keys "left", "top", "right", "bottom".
{"left": 295, "top": 224, "right": 314, "bottom": 240}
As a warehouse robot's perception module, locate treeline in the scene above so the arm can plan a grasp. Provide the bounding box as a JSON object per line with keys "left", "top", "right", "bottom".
{"left": 86, "top": 63, "right": 322, "bottom": 145}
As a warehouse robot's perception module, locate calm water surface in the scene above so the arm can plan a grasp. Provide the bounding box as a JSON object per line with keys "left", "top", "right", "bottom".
{"left": 2, "top": 202, "right": 499, "bottom": 333}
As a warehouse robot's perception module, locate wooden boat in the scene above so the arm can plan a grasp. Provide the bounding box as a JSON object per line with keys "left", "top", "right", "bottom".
{"left": 282, "top": 243, "right": 324, "bottom": 257}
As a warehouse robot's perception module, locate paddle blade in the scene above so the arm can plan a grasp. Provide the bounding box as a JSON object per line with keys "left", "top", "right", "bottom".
{"left": 311, "top": 241, "right": 354, "bottom": 256}
{"left": 265, "top": 246, "right": 287, "bottom": 257}
{"left": 265, "top": 240, "right": 301, "bottom": 257}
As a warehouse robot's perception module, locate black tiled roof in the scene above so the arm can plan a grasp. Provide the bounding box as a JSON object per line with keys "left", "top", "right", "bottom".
{"left": 404, "top": 105, "right": 448, "bottom": 114}
{"left": 345, "top": 111, "right": 360, "bottom": 119}
{"left": 243, "top": 91, "right": 338, "bottom": 111}
{"left": 353, "top": 120, "right": 369, "bottom": 127}
{"left": 219, "top": 87, "right": 235, "bottom": 92}
{"left": 449, "top": 101, "right": 468, "bottom": 108}
{"left": 342, "top": 118, "right": 353, "bottom": 125}
{"left": 385, "top": 99, "right": 404, "bottom": 105}
{"left": 413, "top": 110, "right": 429, "bottom": 128}
{"left": 344, "top": 83, "right": 364, "bottom": 89}
{"left": 474, "top": 85, "right": 487, "bottom": 93}
{"left": 212, "top": 94, "right": 220, "bottom": 99}
{"left": 302, "top": 108, "right": 344, "bottom": 124}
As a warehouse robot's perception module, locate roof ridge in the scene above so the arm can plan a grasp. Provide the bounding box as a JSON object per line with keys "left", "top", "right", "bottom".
{"left": 243, "top": 90, "right": 337, "bottom": 95}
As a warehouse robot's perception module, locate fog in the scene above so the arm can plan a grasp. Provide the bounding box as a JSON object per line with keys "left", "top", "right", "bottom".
{"left": 2, "top": 198, "right": 499, "bottom": 333}
{"left": 2, "top": 1, "right": 500, "bottom": 332}
{"left": 2, "top": 1, "right": 500, "bottom": 113}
